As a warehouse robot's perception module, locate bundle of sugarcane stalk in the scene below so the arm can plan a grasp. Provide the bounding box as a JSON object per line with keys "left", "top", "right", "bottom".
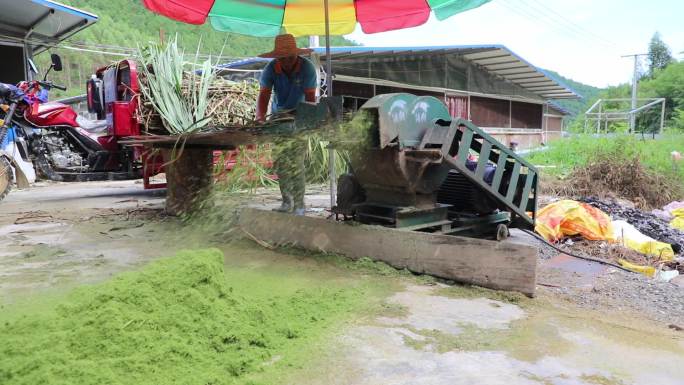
{"left": 137, "top": 38, "right": 260, "bottom": 135}
{"left": 196, "top": 78, "right": 260, "bottom": 128}
{"left": 138, "top": 76, "right": 260, "bottom": 134}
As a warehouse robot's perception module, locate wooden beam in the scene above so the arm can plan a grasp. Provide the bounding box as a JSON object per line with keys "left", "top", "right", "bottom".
{"left": 238, "top": 208, "right": 538, "bottom": 296}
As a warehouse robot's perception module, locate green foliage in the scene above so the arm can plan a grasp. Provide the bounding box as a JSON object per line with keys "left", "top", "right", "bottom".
{"left": 611, "top": 121, "right": 630, "bottom": 133}
{"left": 591, "top": 60, "right": 684, "bottom": 133}
{"left": 212, "top": 136, "right": 349, "bottom": 193}
{"left": 648, "top": 32, "right": 673, "bottom": 77}
{"left": 542, "top": 69, "right": 603, "bottom": 117}
{"left": 0, "top": 248, "right": 376, "bottom": 385}
{"left": 526, "top": 134, "right": 684, "bottom": 184}
{"left": 671, "top": 109, "right": 684, "bottom": 131}
{"left": 214, "top": 146, "right": 278, "bottom": 193}
{"left": 304, "top": 135, "right": 350, "bottom": 184}
{"left": 139, "top": 37, "right": 215, "bottom": 134}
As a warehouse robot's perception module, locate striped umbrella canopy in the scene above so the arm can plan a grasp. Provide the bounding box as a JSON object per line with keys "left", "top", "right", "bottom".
{"left": 141, "top": 0, "right": 492, "bottom": 37}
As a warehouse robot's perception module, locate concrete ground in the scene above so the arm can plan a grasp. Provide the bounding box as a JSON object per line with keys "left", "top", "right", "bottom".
{"left": 1, "top": 180, "right": 683, "bottom": 385}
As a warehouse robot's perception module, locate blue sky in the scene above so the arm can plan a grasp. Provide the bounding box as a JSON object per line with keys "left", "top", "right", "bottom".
{"left": 345, "top": 0, "right": 683, "bottom": 88}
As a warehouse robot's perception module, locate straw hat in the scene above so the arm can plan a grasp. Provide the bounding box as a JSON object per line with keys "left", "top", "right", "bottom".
{"left": 258, "top": 34, "right": 313, "bottom": 58}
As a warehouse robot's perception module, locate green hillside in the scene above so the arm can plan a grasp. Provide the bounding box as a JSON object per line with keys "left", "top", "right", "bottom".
{"left": 38, "top": 0, "right": 354, "bottom": 97}
{"left": 543, "top": 69, "right": 603, "bottom": 117}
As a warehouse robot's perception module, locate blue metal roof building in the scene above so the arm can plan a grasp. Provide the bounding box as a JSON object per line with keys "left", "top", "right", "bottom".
{"left": 222, "top": 44, "right": 575, "bottom": 147}
{"left": 222, "top": 44, "right": 580, "bottom": 100}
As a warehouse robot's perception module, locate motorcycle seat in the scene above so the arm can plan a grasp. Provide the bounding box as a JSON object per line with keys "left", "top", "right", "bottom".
{"left": 76, "top": 116, "right": 108, "bottom": 133}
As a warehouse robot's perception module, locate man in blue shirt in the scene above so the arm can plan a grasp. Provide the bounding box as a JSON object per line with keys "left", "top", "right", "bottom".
{"left": 256, "top": 34, "right": 317, "bottom": 215}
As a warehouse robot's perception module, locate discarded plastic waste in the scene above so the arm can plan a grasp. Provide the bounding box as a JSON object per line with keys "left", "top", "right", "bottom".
{"left": 611, "top": 220, "right": 674, "bottom": 260}
{"left": 535, "top": 200, "right": 613, "bottom": 242}
{"left": 655, "top": 269, "right": 680, "bottom": 282}
{"left": 669, "top": 207, "right": 684, "bottom": 231}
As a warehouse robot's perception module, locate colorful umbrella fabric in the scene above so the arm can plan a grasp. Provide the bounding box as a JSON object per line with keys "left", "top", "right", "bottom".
{"left": 142, "top": 0, "right": 492, "bottom": 37}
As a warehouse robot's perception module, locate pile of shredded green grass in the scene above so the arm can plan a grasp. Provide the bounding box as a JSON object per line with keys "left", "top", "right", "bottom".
{"left": 0, "top": 249, "right": 369, "bottom": 385}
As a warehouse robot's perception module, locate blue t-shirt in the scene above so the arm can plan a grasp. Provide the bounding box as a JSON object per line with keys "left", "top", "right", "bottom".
{"left": 260, "top": 57, "right": 317, "bottom": 113}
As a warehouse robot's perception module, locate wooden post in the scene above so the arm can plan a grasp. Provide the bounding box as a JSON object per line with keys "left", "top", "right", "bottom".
{"left": 162, "top": 148, "right": 214, "bottom": 216}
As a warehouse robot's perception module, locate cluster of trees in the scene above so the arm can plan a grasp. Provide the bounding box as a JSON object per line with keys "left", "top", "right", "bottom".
{"left": 567, "top": 33, "right": 683, "bottom": 133}
{"left": 37, "top": 0, "right": 353, "bottom": 98}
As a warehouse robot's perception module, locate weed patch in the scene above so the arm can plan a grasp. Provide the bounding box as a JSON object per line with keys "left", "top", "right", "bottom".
{"left": 528, "top": 135, "right": 684, "bottom": 207}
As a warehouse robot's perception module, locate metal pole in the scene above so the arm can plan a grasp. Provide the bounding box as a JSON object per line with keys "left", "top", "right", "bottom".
{"left": 630, "top": 55, "right": 638, "bottom": 132}
{"left": 309, "top": 35, "right": 320, "bottom": 98}
{"left": 622, "top": 54, "right": 647, "bottom": 132}
{"left": 597, "top": 102, "right": 602, "bottom": 134}
{"left": 660, "top": 99, "right": 666, "bottom": 134}
{"left": 23, "top": 43, "right": 33, "bottom": 81}
{"left": 323, "top": 0, "right": 336, "bottom": 210}
{"left": 324, "top": 0, "right": 332, "bottom": 97}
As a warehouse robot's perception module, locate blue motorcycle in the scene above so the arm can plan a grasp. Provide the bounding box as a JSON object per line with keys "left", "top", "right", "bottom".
{"left": 0, "top": 82, "right": 37, "bottom": 201}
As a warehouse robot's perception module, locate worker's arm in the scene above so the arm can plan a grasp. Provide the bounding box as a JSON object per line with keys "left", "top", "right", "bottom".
{"left": 257, "top": 61, "right": 276, "bottom": 123}
{"left": 304, "top": 88, "right": 316, "bottom": 103}
{"left": 256, "top": 87, "right": 272, "bottom": 123}
{"left": 302, "top": 59, "right": 318, "bottom": 103}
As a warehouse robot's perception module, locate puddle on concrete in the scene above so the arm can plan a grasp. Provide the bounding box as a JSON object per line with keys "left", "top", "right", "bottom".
{"left": 298, "top": 284, "right": 684, "bottom": 385}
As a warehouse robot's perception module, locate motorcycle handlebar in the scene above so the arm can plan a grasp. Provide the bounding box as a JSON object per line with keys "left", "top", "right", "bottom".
{"left": 36, "top": 80, "right": 67, "bottom": 92}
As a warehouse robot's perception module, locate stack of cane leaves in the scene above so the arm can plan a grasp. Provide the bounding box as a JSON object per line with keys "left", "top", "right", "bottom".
{"left": 138, "top": 38, "right": 260, "bottom": 135}
{"left": 139, "top": 37, "right": 214, "bottom": 135}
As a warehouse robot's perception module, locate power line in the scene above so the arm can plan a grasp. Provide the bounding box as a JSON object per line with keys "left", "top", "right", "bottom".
{"left": 511, "top": 0, "right": 618, "bottom": 50}
{"left": 522, "top": 0, "right": 625, "bottom": 49}
{"left": 497, "top": 2, "right": 587, "bottom": 42}
{"left": 499, "top": 0, "right": 623, "bottom": 54}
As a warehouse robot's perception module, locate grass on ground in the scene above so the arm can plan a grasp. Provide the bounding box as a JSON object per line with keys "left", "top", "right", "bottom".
{"left": 526, "top": 134, "right": 684, "bottom": 181}
{"left": 0, "top": 248, "right": 387, "bottom": 385}
{"left": 526, "top": 134, "right": 684, "bottom": 206}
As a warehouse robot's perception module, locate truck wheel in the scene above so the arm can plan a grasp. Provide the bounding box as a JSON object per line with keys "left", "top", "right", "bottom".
{"left": 0, "top": 157, "right": 12, "bottom": 201}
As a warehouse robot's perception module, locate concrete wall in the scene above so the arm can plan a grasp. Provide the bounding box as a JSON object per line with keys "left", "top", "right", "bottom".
{"left": 487, "top": 130, "right": 543, "bottom": 150}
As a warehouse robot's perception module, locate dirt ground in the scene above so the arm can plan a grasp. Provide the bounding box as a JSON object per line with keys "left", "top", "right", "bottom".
{"left": 1, "top": 180, "right": 683, "bottom": 385}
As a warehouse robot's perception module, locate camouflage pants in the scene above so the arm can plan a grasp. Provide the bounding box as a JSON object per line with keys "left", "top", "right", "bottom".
{"left": 273, "top": 138, "right": 306, "bottom": 209}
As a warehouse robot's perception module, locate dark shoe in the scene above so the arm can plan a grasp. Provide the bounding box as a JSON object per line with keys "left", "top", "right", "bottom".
{"left": 293, "top": 207, "right": 305, "bottom": 216}
{"left": 272, "top": 195, "right": 293, "bottom": 212}
{"left": 272, "top": 202, "right": 293, "bottom": 212}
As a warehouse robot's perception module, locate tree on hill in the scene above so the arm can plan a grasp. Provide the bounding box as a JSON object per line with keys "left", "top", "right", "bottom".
{"left": 647, "top": 32, "right": 673, "bottom": 77}
{"left": 542, "top": 69, "right": 603, "bottom": 120}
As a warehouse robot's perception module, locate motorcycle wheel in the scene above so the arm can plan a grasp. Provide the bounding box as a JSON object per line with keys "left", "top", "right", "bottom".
{"left": 0, "top": 157, "right": 11, "bottom": 201}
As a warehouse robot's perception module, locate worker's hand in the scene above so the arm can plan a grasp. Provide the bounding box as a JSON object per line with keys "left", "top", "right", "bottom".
{"left": 256, "top": 88, "right": 272, "bottom": 124}
{"left": 304, "top": 88, "right": 316, "bottom": 103}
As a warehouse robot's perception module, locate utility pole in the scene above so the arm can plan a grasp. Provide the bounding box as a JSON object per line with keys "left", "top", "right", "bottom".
{"left": 621, "top": 53, "right": 647, "bottom": 132}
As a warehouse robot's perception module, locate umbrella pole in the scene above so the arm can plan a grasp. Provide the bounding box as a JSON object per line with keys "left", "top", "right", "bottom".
{"left": 324, "top": 0, "right": 337, "bottom": 210}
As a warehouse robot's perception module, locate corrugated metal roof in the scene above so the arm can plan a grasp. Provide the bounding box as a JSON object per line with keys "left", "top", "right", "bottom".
{"left": 0, "top": 0, "right": 98, "bottom": 53}
{"left": 309, "top": 45, "right": 580, "bottom": 100}
{"left": 547, "top": 101, "right": 572, "bottom": 115}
